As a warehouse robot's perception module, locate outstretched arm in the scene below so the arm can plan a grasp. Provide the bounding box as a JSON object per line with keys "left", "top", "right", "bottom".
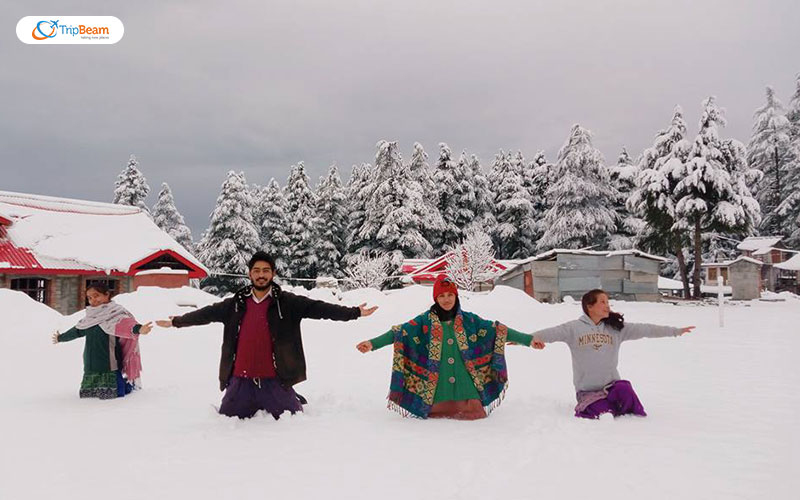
{"left": 620, "top": 323, "right": 694, "bottom": 342}
{"left": 532, "top": 322, "right": 573, "bottom": 345}
{"left": 506, "top": 328, "right": 543, "bottom": 349}
{"left": 114, "top": 318, "right": 152, "bottom": 338}
{"left": 53, "top": 327, "right": 85, "bottom": 344}
{"left": 157, "top": 298, "right": 231, "bottom": 329}
{"left": 292, "top": 294, "right": 376, "bottom": 321}
{"left": 356, "top": 330, "right": 394, "bottom": 353}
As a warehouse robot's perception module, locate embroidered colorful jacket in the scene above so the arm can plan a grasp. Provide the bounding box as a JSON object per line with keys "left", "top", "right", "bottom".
{"left": 380, "top": 308, "right": 512, "bottom": 418}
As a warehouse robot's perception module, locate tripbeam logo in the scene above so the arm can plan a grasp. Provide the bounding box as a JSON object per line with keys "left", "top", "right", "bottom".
{"left": 17, "top": 16, "right": 124, "bottom": 44}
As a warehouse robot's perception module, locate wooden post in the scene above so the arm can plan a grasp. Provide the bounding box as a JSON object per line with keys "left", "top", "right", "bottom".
{"left": 717, "top": 274, "right": 724, "bottom": 328}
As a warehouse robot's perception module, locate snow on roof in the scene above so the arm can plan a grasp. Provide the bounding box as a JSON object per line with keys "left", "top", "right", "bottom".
{"left": 701, "top": 256, "right": 763, "bottom": 268}
{"left": 700, "top": 261, "right": 731, "bottom": 267}
{"left": 0, "top": 190, "right": 141, "bottom": 216}
{"left": 730, "top": 256, "right": 763, "bottom": 266}
{"left": 0, "top": 191, "right": 207, "bottom": 276}
{"left": 752, "top": 246, "right": 781, "bottom": 256}
{"left": 775, "top": 254, "right": 800, "bottom": 271}
{"left": 533, "top": 248, "right": 668, "bottom": 262}
{"left": 736, "top": 236, "right": 782, "bottom": 252}
{"left": 135, "top": 268, "right": 190, "bottom": 276}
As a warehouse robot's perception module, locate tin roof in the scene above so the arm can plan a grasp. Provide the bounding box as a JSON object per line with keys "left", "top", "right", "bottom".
{"left": 0, "top": 191, "right": 207, "bottom": 277}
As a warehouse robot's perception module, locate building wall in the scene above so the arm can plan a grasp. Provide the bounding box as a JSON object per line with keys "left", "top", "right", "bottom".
{"left": 530, "top": 254, "right": 661, "bottom": 303}
{"left": 54, "top": 276, "right": 80, "bottom": 315}
{"left": 730, "top": 262, "right": 761, "bottom": 300}
{"left": 133, "top": 273, "right": 189, "bottom": 289}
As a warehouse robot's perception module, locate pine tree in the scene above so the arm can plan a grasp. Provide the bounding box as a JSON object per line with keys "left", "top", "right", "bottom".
{"left": 152, "top": 183, "right": 194, "bottom": 252}
{"left": 777, "top": 74, "right": 800, "bottom": 247}
{"left": 526, "top": 150, "right": 551, "bottom": 236}
{"left": 537, "top": 125, "right": 617, "bottom": 252}
{"left": 608, "top": 148, "right": 643, "bottom": 249}
{"left": 344, "top": 163, "right": 375, "bottom": 263}
{"left": 408, "top": 143, "right": 444, "bottom": 246}
{"left": 113, "top": 154, "right": 150, "bottom": 214}
{"left": 313, "top": 166, "right": 348, "bottom": 277}
{"left": 432, "top": 143, "right": 462, "bottom": 252}
{"left": 674, "top": 97, "right": 761, "bottom": 298}
{"left": 493, "top": 151, "right": 536, "bottom": 258}
{"left": 257, "top": 179, "right": 291, "bottom": 274}
{"left": 360, "top": 140, "right": 432, "bottom": 259}
{"left": 628, "top": 106, "right": 693, "bottom": 297}
{"left": 284, "top": 162, "right": 318, "bottom": 281}
{"left": 748, "top": 86, "right": 792, "bottom": 236}
{"left": 197, "top": 171, "right": 261, "bottom": 295}
{"left": 468, "top": 154, "right": 496, "bottom": 235}
{"left": 452, "top": 151, "right": 478, "bottom": 233}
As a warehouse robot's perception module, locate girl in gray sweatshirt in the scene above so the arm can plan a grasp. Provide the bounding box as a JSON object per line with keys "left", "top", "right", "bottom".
{"left": 533, "top": 289, "right": 694, "bottom": 419}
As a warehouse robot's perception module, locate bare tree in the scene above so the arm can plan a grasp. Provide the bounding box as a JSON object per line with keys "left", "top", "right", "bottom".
{"left": 444, "top": 229, "right": 495, "bottom": 291}
{"left": 344, "top": 251, "right": 392, "bottom": 290}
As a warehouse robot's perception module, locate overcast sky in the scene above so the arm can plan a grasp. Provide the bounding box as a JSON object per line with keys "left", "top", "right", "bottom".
{"left": 2, "top": 1, "right": 799, "bottom": 236}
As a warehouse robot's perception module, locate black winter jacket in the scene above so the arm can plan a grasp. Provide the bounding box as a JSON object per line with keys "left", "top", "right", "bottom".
{"left": 172, "top": 283, "right": 360, "bottom": 390}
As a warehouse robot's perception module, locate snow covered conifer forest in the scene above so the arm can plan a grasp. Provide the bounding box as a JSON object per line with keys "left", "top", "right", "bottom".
{"left": 112, "top": 82, "right": 800, "bottom": 295}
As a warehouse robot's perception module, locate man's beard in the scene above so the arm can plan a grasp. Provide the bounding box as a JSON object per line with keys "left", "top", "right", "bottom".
{"left": 251, "top": 279, "right": 272, "bottom": 291}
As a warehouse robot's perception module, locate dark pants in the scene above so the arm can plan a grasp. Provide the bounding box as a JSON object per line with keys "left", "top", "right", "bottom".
{"left": 576, "top": 380, "right": 647, "bottom": 419}
{"left": 219, "top": 376, "right": 303, "bottom": 419}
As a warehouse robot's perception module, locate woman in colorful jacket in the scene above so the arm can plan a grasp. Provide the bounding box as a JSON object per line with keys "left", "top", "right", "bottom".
{"left": 532, "top": 288, "right": 694, "bottom": 419}
{"left": 356, "top": 275, "right": 543, "bottom": 420}
{"left": 52, "top": 283, "right": 152, "bottom": 399}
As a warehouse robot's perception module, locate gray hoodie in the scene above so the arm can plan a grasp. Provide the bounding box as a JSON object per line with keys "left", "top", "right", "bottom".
{"left": 534, "top": 315, "right": 682, "bottom": 392}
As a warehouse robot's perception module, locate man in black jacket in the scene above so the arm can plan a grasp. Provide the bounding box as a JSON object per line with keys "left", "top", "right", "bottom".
{"left": 156, "top": 251, "right": 377, "bottom": 419}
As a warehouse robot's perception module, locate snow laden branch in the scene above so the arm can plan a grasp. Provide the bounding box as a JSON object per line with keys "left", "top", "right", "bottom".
{"left": 344, "top": 251, "right": 392, "bottom": 290}
{"left": 444, "top": 229, "right": 495, "bottom": 291}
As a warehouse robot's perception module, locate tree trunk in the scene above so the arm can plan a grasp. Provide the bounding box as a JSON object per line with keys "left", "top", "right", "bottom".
{"left": 692, "top": 218, "right": 703, "bottom": 299}
{"left": 674, "top": 240, "right": 690, "bottom": 299}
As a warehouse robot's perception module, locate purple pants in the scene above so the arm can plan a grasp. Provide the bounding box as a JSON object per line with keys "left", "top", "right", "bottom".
{"left": 219, "top": 376, "right": 303, "bottom": 419}
{"left": 576, "top": 380, "right": 647, "bottom": 419}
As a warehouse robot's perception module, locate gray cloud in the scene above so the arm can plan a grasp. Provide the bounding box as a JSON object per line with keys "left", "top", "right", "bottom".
{"left": 2, "top": 0, "right": 799, "bottom": 234}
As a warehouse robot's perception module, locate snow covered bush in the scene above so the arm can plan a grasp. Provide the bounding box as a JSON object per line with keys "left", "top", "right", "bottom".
{"left": 444, "top": 229, "right": 495, "bottom": 291}
{"left": 344, "top": 251, "right": 392, "bottom": 290}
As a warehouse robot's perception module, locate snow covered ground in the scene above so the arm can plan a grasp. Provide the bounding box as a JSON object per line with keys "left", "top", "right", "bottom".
{"left": 1, "top": 285, "right": 798, "bottom": 500}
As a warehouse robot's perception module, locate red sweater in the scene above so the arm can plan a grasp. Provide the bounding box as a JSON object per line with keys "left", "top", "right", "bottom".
{"left": 233, "top": 296, "right": 276, "bottom": 378}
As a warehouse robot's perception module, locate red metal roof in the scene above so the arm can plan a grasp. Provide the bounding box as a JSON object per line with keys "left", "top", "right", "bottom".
{"left": 0, "top": 226, "right": 39, "bottom": 268}
{"left": 0, "top": 220, "right": 206, "bottom": 278}
{"left": 403, "top": 252, "right": 509, "bottom": 283}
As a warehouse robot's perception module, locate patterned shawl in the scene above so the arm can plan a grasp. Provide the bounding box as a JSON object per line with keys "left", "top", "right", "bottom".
{"left": 387, "top": 308, "right": 509, "bottom": 418}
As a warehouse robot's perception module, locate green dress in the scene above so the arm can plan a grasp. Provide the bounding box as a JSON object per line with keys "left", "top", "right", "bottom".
{"left": 368, "top": 321, "right": 533, "bottom": 403}
{"left": 58, "top": 324, "right": 141, "bottom": 399}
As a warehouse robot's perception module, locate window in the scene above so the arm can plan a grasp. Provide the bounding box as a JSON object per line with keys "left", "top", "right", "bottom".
{"left": 708, "top": 268, "right": 717, "bottom": 281}
{"left": 11, "top": 278, "right": 49, "bottom": 304}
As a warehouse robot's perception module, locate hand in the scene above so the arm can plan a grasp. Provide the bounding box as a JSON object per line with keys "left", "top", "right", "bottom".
{"left": 155, "top": 318, "right": 174, "bottom": 328}
{"left": 139, "top": 322, "right": 153, "bottom": 335}
{"left": 358, "top": 303, "right": 378, "bottom": 317}
{"left": 679, "top": 326, "right": 695, "bottom": 335}
{"left": 356, "top": 341, "right": 372, "bottom": 353}
{"left": 531, "top": 337, "right": 545, "bottom": 349}
{"left": 52, "top": 332, "right": 59, "bottom": 344}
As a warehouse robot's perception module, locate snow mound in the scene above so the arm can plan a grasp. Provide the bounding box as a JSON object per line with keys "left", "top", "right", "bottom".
{"left": 0, "top": 289, "right": 62, "bottom": 336}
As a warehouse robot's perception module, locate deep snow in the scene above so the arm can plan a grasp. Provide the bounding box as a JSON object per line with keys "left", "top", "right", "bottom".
{"left": 1, "top": 285, "right": 798, "bottom": 500}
